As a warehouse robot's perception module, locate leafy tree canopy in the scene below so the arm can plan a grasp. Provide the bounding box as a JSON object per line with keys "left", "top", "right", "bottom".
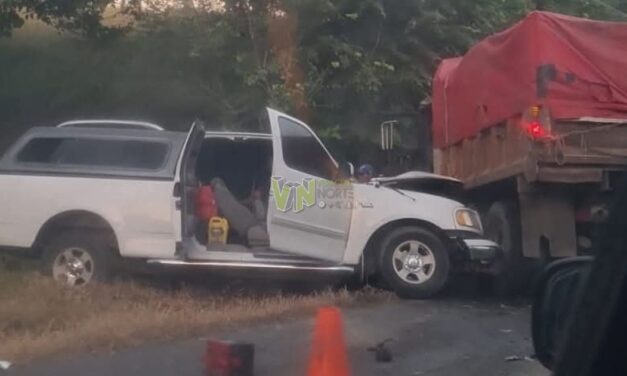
{"left": 1, "top": 0, "right": 626, "bottom": 152}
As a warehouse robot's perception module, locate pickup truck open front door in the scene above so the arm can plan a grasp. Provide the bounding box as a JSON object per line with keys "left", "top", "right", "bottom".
{"left": 266, "top": 108, "right": 352, "bottom": 263}
{"left": 175, "top": 121, "right": 205, "bottom": 247}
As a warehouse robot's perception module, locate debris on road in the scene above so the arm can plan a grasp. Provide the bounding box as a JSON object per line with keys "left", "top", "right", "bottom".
{"left": 0, "top": 361, "right": 11, "bottom": 370}
{"left": 367, "top": 339, "right": 393, "bottom": 363}
{"left": 500, "top": 329, "right": 513, "bottom": 333}
{"left": 204, "top": 340, "right": 254, "bottom": 376}
{"left": 504, "top": 355, "right": 535, "bottom": 362}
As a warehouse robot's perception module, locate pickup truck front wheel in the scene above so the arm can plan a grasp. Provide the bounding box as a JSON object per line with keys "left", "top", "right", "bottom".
{"left": 380, "top": 226, "right": 450, "bottom": 299}
{"left": 42, "top": 231, "right": 111, "bottom": 287}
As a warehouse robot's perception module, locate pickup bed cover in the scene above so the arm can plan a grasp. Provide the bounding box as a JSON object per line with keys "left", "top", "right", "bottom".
{"left": 0, "top": 127, "right": 187, "bottom": 180}
{"left": 432, "top": 11, "right": 627, "bottom": 148}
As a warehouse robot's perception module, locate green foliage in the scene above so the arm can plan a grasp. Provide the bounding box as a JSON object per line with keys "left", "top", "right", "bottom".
{"left": 0, "top": 0, "right": 124, "bottom": 38}
{"left": 535, "top": 0, "right": 627, "bottom": 20}
{"left": 1, "top": 0, "right": 626, "bottom": 143}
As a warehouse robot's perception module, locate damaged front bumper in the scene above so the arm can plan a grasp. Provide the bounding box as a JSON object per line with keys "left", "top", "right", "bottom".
{"left": 461, "top": 238, "right": 501, "bottom": 262}
{"left": 445, "top": 230, "right": 502, "bottom": 272}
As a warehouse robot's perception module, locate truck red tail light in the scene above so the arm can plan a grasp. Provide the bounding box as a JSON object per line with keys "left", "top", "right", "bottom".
{"left": 522, "top": 105, "right": 553, "bottom": 140}
{"left": 525, "top": 120, "right": 549, "bottom": 139}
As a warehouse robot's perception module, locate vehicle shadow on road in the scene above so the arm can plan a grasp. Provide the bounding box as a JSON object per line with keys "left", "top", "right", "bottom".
{"left": 441, "top": 274, "right": 532, "bottom": 306}
{"left": 117, "top": 268, "right": 351, "bottom": 297}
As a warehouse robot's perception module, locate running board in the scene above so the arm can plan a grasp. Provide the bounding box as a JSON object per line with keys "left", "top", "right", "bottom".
{"left": 146, "top": 259, "right": 355, "bottom": 273}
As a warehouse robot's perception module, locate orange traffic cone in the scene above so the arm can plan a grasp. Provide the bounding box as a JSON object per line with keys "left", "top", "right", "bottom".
{"left": 307, "top": 306, "right": 351, "bottom": 376}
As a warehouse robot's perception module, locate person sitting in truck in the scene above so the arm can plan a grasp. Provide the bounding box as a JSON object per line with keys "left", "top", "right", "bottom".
{"left": 357, "top": 164, "right": 375, "bottom": 183}
{"left": 242, "top": 157, "right": 272, "bottom": 223}
{"left": 210, "top": 177, "right": 269, "bottom": 247}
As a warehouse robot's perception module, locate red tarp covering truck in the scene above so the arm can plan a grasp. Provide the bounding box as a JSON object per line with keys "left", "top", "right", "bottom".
{"left": 431, "top": 11, "right": 627, "bottom": 294}
{"left": 433, "top": 11, "right": 627, "bottom": 148}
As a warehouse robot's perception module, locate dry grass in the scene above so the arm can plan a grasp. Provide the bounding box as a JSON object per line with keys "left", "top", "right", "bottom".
{"left": 0, "top": 271, "right": 390, "bottom": 364}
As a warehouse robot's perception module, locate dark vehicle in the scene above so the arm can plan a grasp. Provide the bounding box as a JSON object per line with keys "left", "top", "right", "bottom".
{"left": 532, "top": 177, "right": 627, "bottom": 375}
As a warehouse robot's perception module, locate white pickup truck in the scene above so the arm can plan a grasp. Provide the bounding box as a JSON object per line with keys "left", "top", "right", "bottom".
{"left": 0, "top": 108, "right": 499, "bottom": 298}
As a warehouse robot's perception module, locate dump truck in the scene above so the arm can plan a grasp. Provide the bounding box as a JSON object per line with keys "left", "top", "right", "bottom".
{"left": 431, "top": 11, "right": 627, "bottom": 292}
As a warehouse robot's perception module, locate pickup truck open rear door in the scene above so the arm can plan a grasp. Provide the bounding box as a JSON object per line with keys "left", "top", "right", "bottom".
{"left": 265, "top": 108, "right": 352, "bottom": 263}
{"left": 175, "top": 121, "right": 205, "bottom": 246}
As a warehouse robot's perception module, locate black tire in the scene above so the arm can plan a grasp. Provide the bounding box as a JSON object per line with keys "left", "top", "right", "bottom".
{"left": 379, "top": 226, "right": 450, "bottom": 299}
{"left": 484, "top": 201, "right": 529, "bottom": 296}
{"left": 42, "top": 230, "right": 112, "bottom": 286}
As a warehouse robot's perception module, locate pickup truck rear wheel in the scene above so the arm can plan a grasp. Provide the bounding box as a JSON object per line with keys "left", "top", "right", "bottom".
{"left": 380, "top": 226, "right": 450, "bottom": 299}
{"left": 42, "top": 231, "right": 111, "bottom": 287}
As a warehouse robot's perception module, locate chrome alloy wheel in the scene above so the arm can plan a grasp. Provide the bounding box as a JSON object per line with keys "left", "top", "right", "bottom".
{"left": 52, "top": 247, "right": 95, "bottom": 286}
{"left": 391, "top": 240, "right": 436, "bottom": 284}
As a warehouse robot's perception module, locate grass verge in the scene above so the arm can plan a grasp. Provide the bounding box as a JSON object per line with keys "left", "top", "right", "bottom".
{"left": 0, "top": 271, "right": 390, "bottom": 364}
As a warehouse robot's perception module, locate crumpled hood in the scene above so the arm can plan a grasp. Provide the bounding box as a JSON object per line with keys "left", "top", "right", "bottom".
{"left": 370, "top": 171, "right": 464, "bottom": 203}
{"left": 372, "top": 171, "right": 462, "bottom": 186}
{"left": 352, "top": 182, "right": 468, "bottom": 232}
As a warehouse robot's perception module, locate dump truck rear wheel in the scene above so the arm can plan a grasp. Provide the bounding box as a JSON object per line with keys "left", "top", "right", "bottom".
{"left": 484, "top": 201, "right": 530, "bottom": 296}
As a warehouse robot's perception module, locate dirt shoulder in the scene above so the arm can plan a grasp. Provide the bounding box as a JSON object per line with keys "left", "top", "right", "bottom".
{"left": 0, "top": 271, "right": 390, "bottom": 365}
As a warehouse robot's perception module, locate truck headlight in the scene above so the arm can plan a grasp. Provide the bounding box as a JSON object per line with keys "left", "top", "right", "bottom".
{"left": 455, "top": 208, "right": 482, "bottom": 232}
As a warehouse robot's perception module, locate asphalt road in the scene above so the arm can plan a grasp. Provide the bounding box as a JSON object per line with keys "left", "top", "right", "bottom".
{"left": 7, "top": 294, "right": 547, "bottom": 376}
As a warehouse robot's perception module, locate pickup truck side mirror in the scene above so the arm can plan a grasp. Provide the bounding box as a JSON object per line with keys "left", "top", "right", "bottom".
{"left": 337, "top": 161, "right": 354, "bottom": 181}
{"left": 531, "top": 256, "right": 593, "bottom": 370}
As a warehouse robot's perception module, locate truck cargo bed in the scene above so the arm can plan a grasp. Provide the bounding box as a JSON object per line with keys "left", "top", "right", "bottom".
{"left": 434, "top": 119, "right": 627, "bottom": 189}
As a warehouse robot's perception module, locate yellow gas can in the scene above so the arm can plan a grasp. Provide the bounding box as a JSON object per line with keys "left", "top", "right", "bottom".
{"left": 208, "top": 217, "right": 229, "bottom": 244}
